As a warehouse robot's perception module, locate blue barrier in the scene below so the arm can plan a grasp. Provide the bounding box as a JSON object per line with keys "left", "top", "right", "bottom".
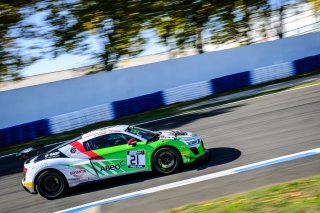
{"left": 112, "top": 91, "right": 165, "bottom": 118}
{"left": 250, "top": 62, "right": 294, "bottom": 85}
{"left": 0, "top": 130, "right": 10, "bottom": 146}
{"left": 0, "top": 119, "right": 51, "bottom": 146}
{"left": 294, "top": 54, "right": 320, "bottom": 75}
{"left": 211, "top": 71, "right": 251, "bottom": 94}
{"left": 163, "top": 81, "right": 212, "bottom": 105}
{"left": 1, "top": 53, "right": 320, "bottom": 147}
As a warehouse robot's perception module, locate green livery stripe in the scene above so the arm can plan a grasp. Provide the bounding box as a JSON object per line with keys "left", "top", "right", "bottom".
{"left": 82, "top": 164, "right": 97, "bottom": 176}
{"left": 93, "top": 162, "right": 107, "bottom": 176}
{"left": 106, "top": 170, "right": 115, "bottom": 175}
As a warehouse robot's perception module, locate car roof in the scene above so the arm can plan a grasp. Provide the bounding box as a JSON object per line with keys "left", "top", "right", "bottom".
{"left": 81, "top": 125, "right": 129, "bottom": 139}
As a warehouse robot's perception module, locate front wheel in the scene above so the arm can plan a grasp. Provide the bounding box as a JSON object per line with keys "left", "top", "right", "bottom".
{"left": 36, "top": 170, "right": 67, "bottom": 199}
{"left": 152, "top": 147, "right": 181, "bottom": 174}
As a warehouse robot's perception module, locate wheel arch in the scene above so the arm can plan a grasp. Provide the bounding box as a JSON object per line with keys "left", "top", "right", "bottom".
{"left": 34, "top": 168, "right": 69, "bottom": 193}
{"left": 150, "top": 145, "right": 183, "bottom": 169}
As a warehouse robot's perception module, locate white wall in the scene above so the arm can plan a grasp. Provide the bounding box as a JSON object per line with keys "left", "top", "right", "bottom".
{"left": 0, "top": 32, "right": 319, "bottom": 128}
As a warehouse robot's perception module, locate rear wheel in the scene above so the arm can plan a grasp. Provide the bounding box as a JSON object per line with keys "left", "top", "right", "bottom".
{"left": 152, "top": 147, "right": 181, "bottom": 174}
{"left": 36, "top": 170, "right": 66, "bottom": 199}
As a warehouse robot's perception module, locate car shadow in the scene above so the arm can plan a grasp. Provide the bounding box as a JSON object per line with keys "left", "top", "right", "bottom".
{"left": 184, "top": 147, "right": 241, "bottom": 171}
{"left": 140, "top": 104, "right": 245, "bottom": 131}
{"left": 64, "top": 147, "right": 241, "bottom": 198}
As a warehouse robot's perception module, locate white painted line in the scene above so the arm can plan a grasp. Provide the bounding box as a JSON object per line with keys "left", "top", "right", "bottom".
{"left": 1, "top": 81, "right": 319, "bottom": 159}
{"left": 0, "top": 153, "right": 16, "bottom": 158}
{"left": 56, "top": 147, "right": 320, "bottom": 213}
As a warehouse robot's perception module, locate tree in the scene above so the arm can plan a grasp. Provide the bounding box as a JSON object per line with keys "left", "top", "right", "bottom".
{"left": 41, "top": 0, "right": 149, "bottom": 71}
{"left": 308, "top": 0, "right": 320, "bottom": 15}
{"left": 2, "top": 0, "right": 311, "bottom": 78}
{"left": 176, "top": 0, "right": 217, "bottom": 54}
{"left": 148, "top": 1, "right": 184, "bottom": 58}
{"left": 210, "top": 0, "right": 269, "bottom": 45}
{"left": 148, "top": 0, "right": 218, "bottom": 55}
{"left": 0, "top": 1, "right": 41, "bottom": 81}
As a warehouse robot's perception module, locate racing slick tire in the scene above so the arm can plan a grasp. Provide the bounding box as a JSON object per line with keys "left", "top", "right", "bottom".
{"left": 36, "top": 170, "right": 67, "bottom": 199}
{"left": 152, "top": 146, "right": 181, "bottom": 174}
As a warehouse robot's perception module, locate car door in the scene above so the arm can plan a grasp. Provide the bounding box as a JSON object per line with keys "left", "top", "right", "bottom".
{"left": 85, "top": 133, "right": 148, "bottom": 179}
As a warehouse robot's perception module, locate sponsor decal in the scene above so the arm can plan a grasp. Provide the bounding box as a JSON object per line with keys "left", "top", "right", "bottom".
{"left": 181, "top": 150, "right": 190, "bottom": 155}
{"left": 31, "top": 162, "right": 48, "bottom": 170}
{"left": 100, "top": 161, "right": 124, "bottom": 172}
{"left": 70, "top": 169, "right": 86, "bottom": 178}
{"left": 45, "top": 151, "right": 60, "bottom": 158}
{"left": 70, "top": 147, "right": 77, "bottom": 153}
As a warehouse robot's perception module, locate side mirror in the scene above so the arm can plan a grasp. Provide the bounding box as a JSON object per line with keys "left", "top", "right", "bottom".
{"left": 128, "top": 138, "right": 137, "bottom": 147}
{"left": 16, "top": 147, "right": 33, "bottom": 160}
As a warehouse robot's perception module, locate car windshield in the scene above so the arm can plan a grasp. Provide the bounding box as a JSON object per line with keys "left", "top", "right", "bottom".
{"left": 126, "top": 126, "right": 159, "bottom": 141}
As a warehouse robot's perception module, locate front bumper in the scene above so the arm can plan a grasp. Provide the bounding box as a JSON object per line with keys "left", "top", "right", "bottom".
{"left": 182, "top": 141, "right": 209, "bottom": 164}
{"left": 193, "top": 149, "right": 209, "bottom": 163}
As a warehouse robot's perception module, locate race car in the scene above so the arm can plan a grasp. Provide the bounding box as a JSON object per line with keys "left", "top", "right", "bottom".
{"left": 17, "top": 125, "right": 208, "bottom": 199}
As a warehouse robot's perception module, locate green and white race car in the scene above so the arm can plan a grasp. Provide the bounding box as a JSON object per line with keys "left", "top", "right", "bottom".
{"left": 18, "top": 125, "right": 208, "bottom": 199}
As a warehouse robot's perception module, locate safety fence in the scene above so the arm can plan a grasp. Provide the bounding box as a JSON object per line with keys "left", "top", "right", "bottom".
{"left": 0, "top": 53, "right": 319, "bottom": 147}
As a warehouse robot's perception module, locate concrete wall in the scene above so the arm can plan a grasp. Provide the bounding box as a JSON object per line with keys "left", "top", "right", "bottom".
{"left": 0, "top": 32, "right": 319, "bottom": 129}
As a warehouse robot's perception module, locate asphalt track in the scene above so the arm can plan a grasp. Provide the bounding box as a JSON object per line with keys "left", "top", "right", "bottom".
{"left": 0, "top": 84, "right": 319, "bottom": 213}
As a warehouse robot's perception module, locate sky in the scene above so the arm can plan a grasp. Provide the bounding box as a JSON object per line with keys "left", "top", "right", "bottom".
{"left": 22, "top": 30, "right": 167, "bottom": 76}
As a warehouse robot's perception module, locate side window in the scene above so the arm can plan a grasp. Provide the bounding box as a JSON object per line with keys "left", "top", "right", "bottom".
{"left": 84, "top": 135, "right": 109, "bottom": 151}
{"left": 83, "top": 140, "right": 91, "bottom": 151}
{"left": 84, "top": 133, "right": 139, "bottom": 151}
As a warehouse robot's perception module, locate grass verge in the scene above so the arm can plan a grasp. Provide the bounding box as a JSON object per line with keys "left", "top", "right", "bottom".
{"left": 1, "top": 70, "right": 320, "bottom": 156}
{"left": 162, "top": 175, "right": 320, "bottom": 213}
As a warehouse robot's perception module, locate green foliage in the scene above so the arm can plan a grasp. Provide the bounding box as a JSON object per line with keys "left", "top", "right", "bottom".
{"left": 41, "top": 0, "right": 149, "bottom": 71}
{"left": 0, "top": 1, "right": 40, "bottom": 81}
{"left": 210, "top": 0, "right": 269, "bottom": 45}
{"left": 0, "top": 0, "right": 313, "bottom": 78}
{"left": 308, "top": 0, "right": 320, "bottom": 15}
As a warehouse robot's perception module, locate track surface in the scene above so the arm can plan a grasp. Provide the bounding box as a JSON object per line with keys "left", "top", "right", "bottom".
{"left": 0, "top": 85, "right": 319, "bottom": 213}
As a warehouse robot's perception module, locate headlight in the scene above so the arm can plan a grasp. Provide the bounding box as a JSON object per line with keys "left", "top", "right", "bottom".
{"left": 181, "top": 138, "right": 201, "bottom": 147}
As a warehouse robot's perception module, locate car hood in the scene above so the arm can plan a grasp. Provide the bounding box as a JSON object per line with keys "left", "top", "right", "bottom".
{"left": 159, "top": 130, "right": 197, "bottom": 140}
{"left": 158, "top": 130, "right": 201, "bottom": 147}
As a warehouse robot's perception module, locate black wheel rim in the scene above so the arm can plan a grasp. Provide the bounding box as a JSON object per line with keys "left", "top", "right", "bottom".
{"left": 157, "top": 151, "right": 176, "bottom": 169}
{"left": 41, "top": 174, "right": 62, "bottom": 196}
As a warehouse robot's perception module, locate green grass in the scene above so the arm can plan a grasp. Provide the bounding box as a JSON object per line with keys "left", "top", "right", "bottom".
{"left": 1, "top": 70, "right": 320, "bottom": 156}
{"left": 162, "top": 175, "right": 320, "bottom": 213}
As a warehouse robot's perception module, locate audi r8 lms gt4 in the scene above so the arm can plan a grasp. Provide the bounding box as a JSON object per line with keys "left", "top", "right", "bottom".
{"left": 17, "top": 125, "right": 208, "bottom": 199}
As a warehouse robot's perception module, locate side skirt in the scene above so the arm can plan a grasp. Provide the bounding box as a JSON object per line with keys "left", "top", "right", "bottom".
{"left": 69, "top": 169, "right": 152, "bottom": 188}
